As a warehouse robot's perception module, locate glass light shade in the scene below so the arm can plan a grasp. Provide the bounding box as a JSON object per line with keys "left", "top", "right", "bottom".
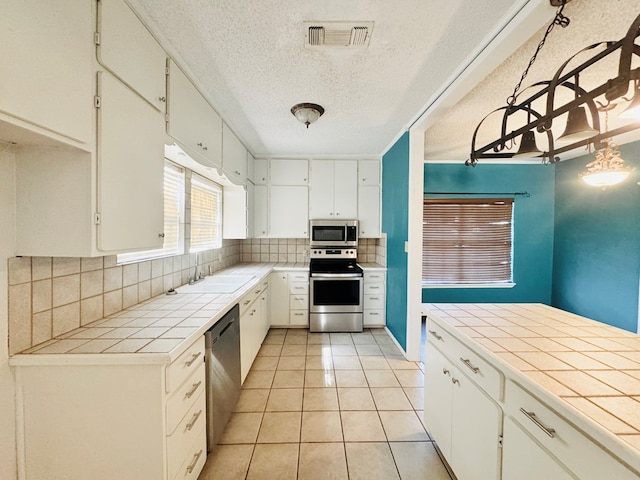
{"left": 291, "top": 103, "right": 324, "bottom": 128}
{"left": 620, "top": 89, "right": 640, "bottom": 120}
{"left": 580, "top": 138, "right": 632, "bottom": 187}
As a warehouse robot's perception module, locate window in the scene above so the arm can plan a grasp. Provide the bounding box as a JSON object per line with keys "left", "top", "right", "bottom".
{"left": 118, "top": 161, "right": 185, "bottom": 264}
{"left": 422, "top": 198, "right": 514, "bottom": 286}
{"left": 190, "top": 174, "right": 222, "bottom": 252}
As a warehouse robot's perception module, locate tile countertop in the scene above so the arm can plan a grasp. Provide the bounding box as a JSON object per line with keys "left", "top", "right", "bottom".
{"left": 9, "top": 262, "right": 308, "bottom": 366}
{"left": 422, "top": 302, "right": 640, "bottom": 473}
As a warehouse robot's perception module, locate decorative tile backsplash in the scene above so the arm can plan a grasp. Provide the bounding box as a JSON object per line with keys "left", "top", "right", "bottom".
{"left": 7, "top": 242, "right": 240, "bottom": 355}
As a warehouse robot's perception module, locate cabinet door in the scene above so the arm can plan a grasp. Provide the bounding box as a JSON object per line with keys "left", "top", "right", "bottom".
{"left": 222, "top": 123, "right": 247, "bottom": 183}
{"left": 166, "top": 60, "right": 222, "bottom": 166}
{"left": 97, "top": 0, "right": 166, "bottom": 111}
{"left": 253, "top": 158, "right": 268, "bottom": 185}
{"left": 359, "top": 160, "right": 380, "bottom": 186}
{"left": 269, "top": 186, "right": 309, "bottom": 238}
{"left": 270, "top": 273, "right": 290, "bottom": 326}
{"left": 240, "top": 310, "right": 253, "bottom": 383}
{"left": 0, "top": 0, "right": 94, "bottom": 144}
{"left": 450, "top": 366, "right": 502, "bottom": 480}
{"left": 222, "top": 184, "right": 248, "bottom": 239}
{"left": 253, "top": 185, "right": 268, "bottom": 238}
{"left": 333, "top": 160, "right": 358, "bottom": 218}
{"left": 97, "top": 72, "right": 164, "bottom": 252}
{"left": 358, "top": 185, "right": 381, "bottom": 238}
{"left": 502, "top": 417, "right": 576, "bottom": 480}
{"left": 270, "top": 159, "right": 308, "bottom": 185}
{"left": 259, "top": 288, "right": 270, "bottom": 341}
{"left": 309, "top": 160, "right": 334, "bottom": 219}
{"left": 423, "top": 345, "right": 454, "bottom": 460}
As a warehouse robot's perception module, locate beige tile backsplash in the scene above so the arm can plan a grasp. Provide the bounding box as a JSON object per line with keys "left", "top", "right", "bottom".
{"left": 7, "top": 240, "right": 241, "bottom": 355}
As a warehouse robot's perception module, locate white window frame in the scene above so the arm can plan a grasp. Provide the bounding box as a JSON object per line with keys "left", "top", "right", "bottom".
{"left": 118, "top": 160, "right": 186, "bottom": 264}
{"left": 190, "top": 174, "right": 223, "bottom": 253}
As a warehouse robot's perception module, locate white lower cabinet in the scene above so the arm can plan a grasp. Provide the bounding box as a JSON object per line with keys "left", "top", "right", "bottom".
{"left": 240, "top": 279, "right": 270, "bottom": 381}
{"left": 269, "top": 271, "right": 309, "bottom": 327}
{"left": 502, "top": 416, "right": 576, "bottom": 480}
{"left": 363, "top": 270, "right": 386, "bottom": 327}
{"left": 14, "top": 336, "right": 206, "bottom": 480}
{"left": 424, "top": 344, "right": 502, "bottom": 480}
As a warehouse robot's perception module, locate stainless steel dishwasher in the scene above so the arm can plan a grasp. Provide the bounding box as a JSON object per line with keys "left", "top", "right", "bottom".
{"left": 205, "top": 303, "right": 241, "bottom": 452}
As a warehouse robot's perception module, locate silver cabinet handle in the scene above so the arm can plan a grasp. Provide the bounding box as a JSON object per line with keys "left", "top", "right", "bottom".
{"left": 159, "top": 96, "right": 166, "bottom": 102}
{"left": 186, "top": 450, "right": 203, "bottom": 474}
{"left": 185, "top": 352, "right": 202, "bottom": 367}
{"left": 451, "top": 378, "right": 459, "bottom": 385}
{"left": 158, "top": 233, "right": 165, "bottom": 238}
{"left": 460, "top": 357, "right": 479, "bottom": 374}
{"left": 186, "top": 410, "right": 203, "bottom": 431}
{"left": 185, "top": 381, "right": 202, "bottom": 399}
{"left": 442, "top": 368, "right": 450, "bottom": 375}
{"left": 520, "top": 408, "right": 556, "bottom": 438}
{"left": 428, "top": 330, "right": 442, "bottom": 341}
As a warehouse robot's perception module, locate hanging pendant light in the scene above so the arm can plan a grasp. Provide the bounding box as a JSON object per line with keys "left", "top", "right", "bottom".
{"left": 557, "top": 106, "right": 598, "bottom": 142}
{"left": 512, "top": 131, "right": 543, "bottom": 158}
{"left": 291, "top": 103, "right": 325, "bottom": 128}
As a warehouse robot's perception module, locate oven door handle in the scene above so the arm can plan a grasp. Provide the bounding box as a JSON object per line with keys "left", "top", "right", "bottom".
{"left": 310, "top": 273, "right": 363, "bottom": 278}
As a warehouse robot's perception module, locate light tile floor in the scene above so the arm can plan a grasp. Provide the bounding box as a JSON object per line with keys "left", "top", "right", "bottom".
{"left": 198, "top": 328, "right": 453, "bottom": 480}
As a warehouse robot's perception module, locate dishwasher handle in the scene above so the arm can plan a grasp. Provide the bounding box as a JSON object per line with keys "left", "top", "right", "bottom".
{"left": 209, "top": 318, "right": 237, "bottom": 346}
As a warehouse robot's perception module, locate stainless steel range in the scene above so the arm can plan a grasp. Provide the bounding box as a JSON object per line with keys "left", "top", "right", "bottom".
{"left": 309, "top": 244, "right": 364, "bottom": 333}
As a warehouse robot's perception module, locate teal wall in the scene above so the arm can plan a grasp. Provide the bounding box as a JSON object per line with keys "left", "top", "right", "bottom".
{"left": 421, "top": 163, "right": 555, "bottom": 304}
{"left": 382, "top": 132, "right": 409, "bottom": 349}
{"left": 552, "top": 141, "right": 640, "bottom": 332}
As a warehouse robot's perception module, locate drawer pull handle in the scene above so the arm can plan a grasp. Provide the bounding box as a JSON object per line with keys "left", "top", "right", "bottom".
{"left": 243, "top": 299, "right": 251, "bottom": 305}
{"left": 442, "top": 368, "right": 450, "bottom": 376}
{"left": 460, "top": 358, "right": 480, "bottom": 374}
{"left": 370, "top": 312, "right": 379, "bottom": 316}
{"left": 186, "top": 450, "right": 203, "bottom": 474}
{"left": 185, "top": 381, "right": 202, "bottom": 399}
{"left": 520, "top": 408, "right": 556, "bottom": 438}
{"left": 186, "top": 410, "right": 203, "bottom": 431}
{"left": 370, "top": 297, "right": 380, "bottom": 300}
{"left": 451, "top": 378, "right": 459, "bottom": 385}
{"left": 185, "top": 352, "right": 202, "bottom": 367}
{"left": 428, "top": 330, "right": 442, "bottom": 341}
{"left": 255, "top": 289, "right": 261, "bottom": 294}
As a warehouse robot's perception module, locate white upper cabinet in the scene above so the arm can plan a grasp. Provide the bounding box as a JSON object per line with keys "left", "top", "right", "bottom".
{"left": 253, "top": 185, "right": 268, "bottom": 238}
{"left": 97, "top": 72, "right": 165, "bottom": 252}
{"left": 270, "top": 159, "right": 308, "bottom": 185}
{"left": 269, "top": 186, "right": 308, "bottom": 238}
{"left": 252, "top": 158, "right": 268, "bottom": 185}
{"left": 309, "top": 160, "right": 357, "bottom": 219}
{"left": 96, "top": 0, "right": 166, "bottom": 112}
{"left": 166, "top": 59, "right": 223, "bottom": 167}
{"left": 222, "top": 123, "right": 247, "bottom": 183}
{"left": 358, "top": 185, "right": 381, "bottom": 238}
{"left": 0, "top": 0, "right": 94, "bottom": 145}
{"left": 359, "top": 160, "right": 381, "bottom": 185}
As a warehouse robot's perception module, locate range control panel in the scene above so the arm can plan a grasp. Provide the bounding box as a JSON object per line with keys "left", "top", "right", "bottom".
{"left": 309, "top": 248, "right": 357, "bottom": 259}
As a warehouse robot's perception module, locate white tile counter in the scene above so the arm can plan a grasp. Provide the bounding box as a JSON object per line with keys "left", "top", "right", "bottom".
{"left": 423, "top": 302, "right": 640, "bottom": 475}
{"left": 9, "top": 262, "right": 307, "bottom": 366}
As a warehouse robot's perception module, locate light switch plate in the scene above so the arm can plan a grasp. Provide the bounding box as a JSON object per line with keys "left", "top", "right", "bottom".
{"left": 404, "top": 241, "right": 408, "bottom": 253}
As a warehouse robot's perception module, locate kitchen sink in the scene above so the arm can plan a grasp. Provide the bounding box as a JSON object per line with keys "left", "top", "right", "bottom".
{"left": 176, "top": 274, "right": 255, "bottom": 294}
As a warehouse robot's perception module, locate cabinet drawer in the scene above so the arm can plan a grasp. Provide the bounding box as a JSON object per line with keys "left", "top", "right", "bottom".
{"left": 290, "top": 294, "right": 309, "bottom": 310}
{"left": 364, "top": 271, "right": 385, "bottom": 283}
{"left": 364, "top": 310, "right": 385, "bottom": 326}
{"left": 289, "top": 282, "right": 309, "bottom": 295}
{"left": 166, "top": 336, "right": 205, "bottom": 393}
{"left": 167, "top": 365, "right": 206, "bottom": 434}
{"left": 290, "top": 310, "right": 309, "bottom": 326}
{"left": 240, "top": 289, "right": 260, "bottom": 315}
{"left": 364, "top": 283, "right": 384, "bottom": 295}
{"left": 288, "top": 272, "right": 309, "bottom": 283}
{"left": 173, "top": 426, "right": 206, "bottom": 480}
{"left": 364, "top": 294, "right": 385, "bottom": 309}
{"left": 167, "top": 392, "right": 206, "bottom": 480}
{"left": 427, "top": 318, "right": 502, "bottom": 400}
{"left": 506, "top": 380, "right": 639, "bottom": 480}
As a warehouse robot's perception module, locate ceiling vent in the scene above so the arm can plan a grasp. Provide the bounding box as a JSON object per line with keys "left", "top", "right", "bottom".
{"left": 305, "top": 21, "right": 373, "bottom": 47}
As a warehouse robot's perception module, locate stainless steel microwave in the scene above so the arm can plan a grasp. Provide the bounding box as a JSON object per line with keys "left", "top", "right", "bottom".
{"left": 310, "top": 220, "right": 358, "bottom": 247}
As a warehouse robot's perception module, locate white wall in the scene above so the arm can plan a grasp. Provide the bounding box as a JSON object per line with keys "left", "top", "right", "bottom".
{"left": 0, "top": 144, "right": 17, "bottom": 480}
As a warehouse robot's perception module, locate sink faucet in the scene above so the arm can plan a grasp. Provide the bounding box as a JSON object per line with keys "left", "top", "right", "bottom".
{"left": 189, "top": 253, "right": 205, "bottom": 284}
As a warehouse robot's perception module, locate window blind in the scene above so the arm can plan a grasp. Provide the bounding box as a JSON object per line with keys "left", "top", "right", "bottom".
{"left": 422, "top": 198, "right": 513, "bottom": 284}
{"left": 117, "top": 161, "right": 185, "bottom": 264}
{"left": 190, "top": 174, "right": 222, "bottom": 252}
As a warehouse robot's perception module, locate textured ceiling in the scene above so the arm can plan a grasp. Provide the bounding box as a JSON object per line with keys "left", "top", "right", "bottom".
{"left": 424, "top": 0, "right": 640, "bottom": 162}
{"left": 127, "top": 0, "right": 520, "bottom": 157}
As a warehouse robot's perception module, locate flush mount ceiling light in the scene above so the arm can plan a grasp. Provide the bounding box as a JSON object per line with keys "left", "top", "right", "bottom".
{"left": 291, "top": 103, "right": 325, "bottom": 128}
{"left": 466, "top": 1, "right": 640, "bottom": 168}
